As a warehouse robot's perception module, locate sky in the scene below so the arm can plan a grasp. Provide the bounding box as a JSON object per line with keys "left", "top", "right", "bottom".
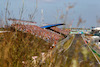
{"left": 0, "top": 0, "right": 100, "bottom": 28}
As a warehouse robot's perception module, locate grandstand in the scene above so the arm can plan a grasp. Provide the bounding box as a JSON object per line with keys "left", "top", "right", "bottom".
{"left": 11, "top": 24, "right": 64, "bottom": 43}
{"left": 40, "top": 23, "right": 70, "bottom": 37}
{"left": 9, "top": 18, "right": 70, "bottom": 43}
{"left": 50, "top": 27, "right": 69, "bottom": 37}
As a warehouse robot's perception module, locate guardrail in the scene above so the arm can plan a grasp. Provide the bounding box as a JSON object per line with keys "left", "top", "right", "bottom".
{"left": 81, "top": 35, "right": 100, "bottom": 64}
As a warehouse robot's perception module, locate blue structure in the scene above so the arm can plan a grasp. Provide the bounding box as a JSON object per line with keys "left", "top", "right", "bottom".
{"left": 40, "top": 23, "right": 65, "bottom": 29}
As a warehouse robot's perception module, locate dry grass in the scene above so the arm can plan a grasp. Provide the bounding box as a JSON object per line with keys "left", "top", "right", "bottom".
{"left": 63, "top": 35, "right": 74, "bottom": 50}
{"left": 0, "top": 27, "right": 52, "bottom": 67}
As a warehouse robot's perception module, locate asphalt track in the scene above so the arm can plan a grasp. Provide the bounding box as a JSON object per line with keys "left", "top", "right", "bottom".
{"left": 64, "top": 34, "right": 100, "bottom": 67}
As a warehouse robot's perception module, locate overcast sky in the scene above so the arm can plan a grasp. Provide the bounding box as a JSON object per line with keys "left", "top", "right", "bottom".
{"left": 0, "top": 0, "right": 100, "bottom": 28}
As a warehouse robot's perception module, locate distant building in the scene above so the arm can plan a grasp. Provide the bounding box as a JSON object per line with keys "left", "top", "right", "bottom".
{"left": 91, "top": 27, "right": 100, "bottom": 49}
{"left": 91, "top": 27, "right": 100, "bottom": 37}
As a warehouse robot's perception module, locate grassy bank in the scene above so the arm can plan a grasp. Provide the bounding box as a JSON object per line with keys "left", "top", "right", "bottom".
{"left": 63, "top": 35, "right": 74, "bottom": 50}
{"left": 0, "top": 27, "right": 52, "bottom": 67}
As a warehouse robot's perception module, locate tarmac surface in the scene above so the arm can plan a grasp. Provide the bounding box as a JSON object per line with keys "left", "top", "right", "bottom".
{"left": 63, "top": 34, "right": 100, "bottom": 67}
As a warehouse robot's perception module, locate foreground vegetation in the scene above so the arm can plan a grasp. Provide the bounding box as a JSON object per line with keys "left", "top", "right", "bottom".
{"left": 0, "top": 27, "right": 52, "bottom": 67}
